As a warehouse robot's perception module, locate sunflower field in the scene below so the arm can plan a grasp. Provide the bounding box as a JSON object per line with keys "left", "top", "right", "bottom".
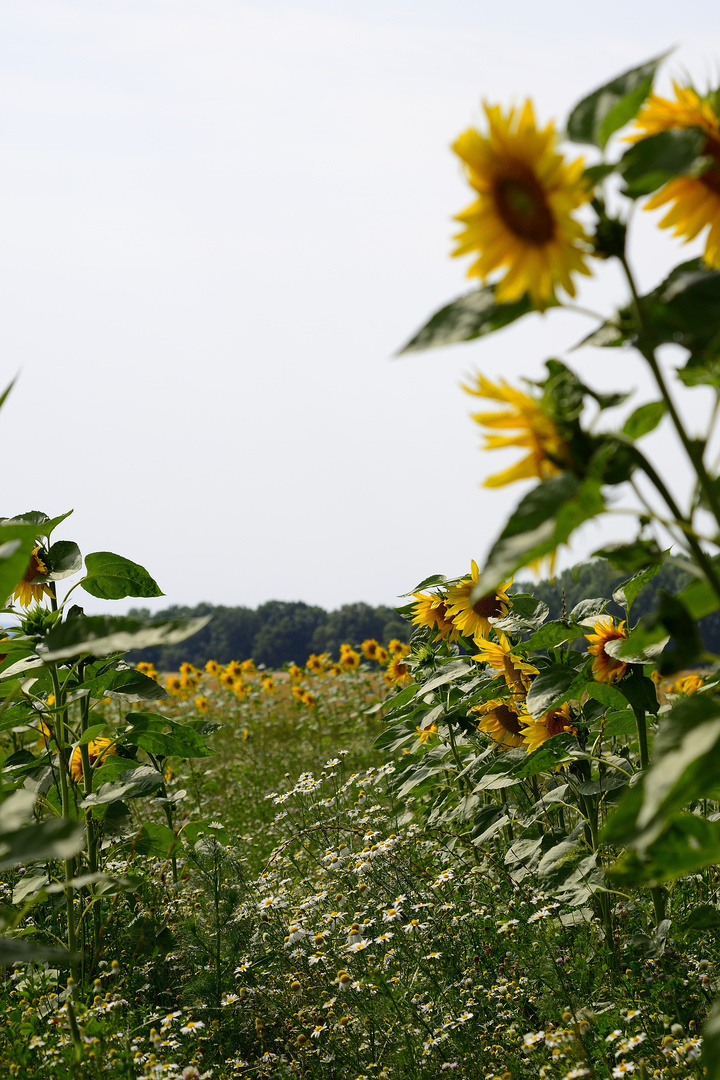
{"left": 4, "top": 51, "right": 720, "bottom": 1080}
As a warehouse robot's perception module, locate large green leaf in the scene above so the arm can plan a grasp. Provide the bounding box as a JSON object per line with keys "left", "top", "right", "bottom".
{"left": 525, "top": 664, "right": 587, "bottom": 720}
{"left": 79, "top": 763, "right": 165, "bottom": 807}
{"left": 0, "top": 510, "right": 73, "bottom": 540}
{"left": 36, "top": 540, "right": 83, "bottom": 582}
{"left": 618, "top": 127, "right": 705, "bottom": 198}
{"left": 43, "top": 614, "right": 211, "bottom": 661}
{"left": 473, "top": 475, "right": 605, "bottom": 598}
{"left": 0, "top": 522, "right": 42, "bottom": 605}
{"left": 524, "top": 620, "right": 583, "bottom": 650}
{"left": 612, "top": 561, "right": 663, "bottom": 615}
{"left": 566, "top": 54, "right": 665, "bottom": 147}
{"left": 609, "top": 812, "right": 720, "bottom": 884}
{"left": 0, "top": 937, "right": 78, "bottom": 966}
{"left": 83, "top": 665, "right": 167, "bottom": 702}
{"left": 81, "top": 552, "right": 163, "bottom": 600}
{"left": 0, "top": 818, "right": 85, "bottom": 869}
{"left": 399, "top": 287, "right": 542, "bottom": 353}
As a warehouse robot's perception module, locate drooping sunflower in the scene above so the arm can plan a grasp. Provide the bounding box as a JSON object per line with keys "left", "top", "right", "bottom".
{"left": 630, "top": 83, "right": 720, "bottom": 267}
{"left": 444, "top": 560, "right": 512, "bottom": 641}
{"left": 472, "top": 632, "right": 538, "bottom": 696}
{"left": 473, "top": 698, "right": 528, "bottom": 749}
{"left": 521, "top": 702, "right": 575, "bottom": 753}
{"left": 410, "top": 593, "right": 460, "bottom": 642}
{"left": 464, "top": 374, "right": 571, "bottom": 488}
{"left": 585, "top": 617, "right": 628, "bottom": 684}
{"left": 451, "top": 100, "right": 591, "bottom": 308}
{"left": 12, "top": 546, "right": 53, "bottom": 608}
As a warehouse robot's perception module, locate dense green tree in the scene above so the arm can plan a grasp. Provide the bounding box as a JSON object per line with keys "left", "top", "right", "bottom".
{"left": 311, "top": 603, "right": 408, "bottom": 658}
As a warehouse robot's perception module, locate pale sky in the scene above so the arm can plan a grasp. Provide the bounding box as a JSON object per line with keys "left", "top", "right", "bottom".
{"left": 3, "top": 0, "right": 720, "bottom": 614}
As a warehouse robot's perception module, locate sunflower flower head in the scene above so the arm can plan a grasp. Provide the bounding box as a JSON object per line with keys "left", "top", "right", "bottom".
{"left": 521, "top": 702, "right": 575, "bottom": 753}
{"left": 451, "top": 100, "right": 592, "bottom": 308}
{"left": 472, "top": 632, "right": 539, "bottom": 696}
{"left": 70, "top": 737, "right": 114, "bottom": 782}
{"left": 464, "top": 374, "right": 571, "bottom": 488}
{"left": 585, "top": 616, "right": 628, "bottom": 684}
{"left": 410, "top": 593, "right": 460, "bottom": 642}
{"left": 473, "top": 698, "right": 528, "bottom": 750}
{"left": 385, "top": 656, "right": 413, "bottom": 687}
{"left": 630, "top": 82, "right": 720, "bottom": 267}
{"left": 444, "top": 559, "right": 512, "bottom": 641}
{"left": 12, "top": 546, "right": 53, "bottom": 608}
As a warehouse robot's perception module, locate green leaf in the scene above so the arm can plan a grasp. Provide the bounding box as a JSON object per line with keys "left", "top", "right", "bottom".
{"left": 524, "top": 621, "right": 583, "bottom": 650}
{"left": 622, "top": 400, "right": 666, "bottom": 439}
{"left": 0, "top": 522, "right": 42, "bottom": 605}
{"left": 0, "top": 818, "right": 85, "bottom": 869}
{"left": 604, "top": 709, "right": 640, "bottom": 737}
{"left": 569, "top": 597, "right": 609, "bottom": 624}
{"left": 0, "top": 510, "right": 73, "bottom": 540}
{"left": 125, "top": 713, "right": 213, "bottom": 758}
{"left": 592, "top": 539, "right": 664, "bottom": 573}
{"left": 38, "top": 540, "right": 83, "bottom": 582}
{"left": 79, "top": 764, "right": 165, "bottom": 807}
{"left": 43, "top": 614, "right": 211, "bottom": 661}
{"left": 81, "top": 552, "right": 163, "bottom": 600}
{"left": 702, "top": 997, "right": 720, "bottom": 1080}
{"left": 619, "top": 126, "right": 705, "bottom": 197}
{"left": 129, "top": 822, "right": 178, "bottom": 859}
{"left": 586, "top": 682, "right": 628, "bottom": 710}
{"left": 566, "top": 54, "right": 665, "bottom": 147}
{"left": 474, "top": 475, "right": 605, "bottom": 597}
{"left": 399, "top": 287, "right": 545, "bottom": 353}
{"left": 416, "top": 661, "right": 472, "bottom": 696}
{"left": 677, "top": 904, "right": 720, "bottom": 936}
{"left": 76, "top": 724, "right": 110, "bottom": 746}
{"left": 617, "top": 669, "right": 659, "bottom": 716}
{"left": 525, "top": 664, "right": 587, "bottom": 720}
{"left": 83, "top": 666, "right": 167, "bottom": 703}
{"left": 612, "top": 561, "right": 663, "bottom": 615}
{"left": 609, "top": 812, "right": 720, "bottom": 884}
{"left": 0, "top": 937, "right": 78, "bottom": 966}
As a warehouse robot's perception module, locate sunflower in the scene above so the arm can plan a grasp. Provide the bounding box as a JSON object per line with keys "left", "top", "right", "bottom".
{"left": 415, "top": 722, "right": 438, "bottom": 744}
{"left": 205, "top": 659, "right": 221, "bottom": 677}
{"left": 671, "top": 673, "right": 704, "bottom": 696}
{"left": 385, "top": 656, "right": 413, "bottom": 686}
{"left": 472, "top": 632, "right": 538, "bottom": 696}
{"left": 241, "top": 659, "right": 257, "bottom": 675}
{"left": 464, "top": 374, "right": 571, "bottom": 488}
{"left": 261, "top": 676, "right": 275, "bottom": 693}
{"left": 301, "top": 690, "right": 316, "bottom": 708}
{"left": 136, "top": 661, "right": 159, "bottom": 681}
{"left": 12, "top": 546, "right": 53, "bottom": 608}
{"left": 233, "top": 677, "right": 248, "bottom": 698}
{"left": 288, "top": 663, "right": 304, "bottom": 681}
{"left": 340, "top": 648, "right": 361, "bottom": 671}
{"left": 473, "top": 698, "right": 527, "bottom": 749}
{"left": 411, "top": 593, "right": 460, "bottom": 642}
{"left": 291, "top": 684, "right": 305, "bottom": 702}
{"left": 585, "top": 617, "right": 628, "bottom": 684}
{"left": 225, "top": 660, "right": 243, "bottom": 679}
{"left": 521, "top": 702, "right": 575, "bottom": 753}
{"left": 444, "top": 560, "right": 512, "bottom": 641}
{"left": 388, "top": 638, "right": 409, "bottom": 657}
{"left": 451, "top": 100, "right": 591, "bottom": 308}
{"left": 166, "top": 674, "right": 183, "bottom": 696}
{"left": 361, "top": 639, "right": 380, "bottom": 660}
{"left": 195, "top": 695, "right": 210, "bottom": 713}
{"left": 219, "top": 671, "right": 236, "bottom": 691}
{"left": 630, "top": 83, "right": 720, "bottom": 267}
{"left": 70, "top": 737, "right": 114, "bottom": 782}
{"left": 306, "top": 654, "right": 326, "bottom": 675}
{"left": 375, "top": 646, "right": 390, "bottom": 665}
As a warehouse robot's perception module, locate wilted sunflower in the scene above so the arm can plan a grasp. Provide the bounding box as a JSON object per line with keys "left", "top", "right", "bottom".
{"left": 585, "top": 617, "right": 628, "bottom": 683}
{"left": 451, "top": 100, "right": 591, "bottom": 308}
{"left": 70, "top": 737, "right": 114, "bottom": 782}
{"left": 12, "top": 546, "right": 53, "bottom": 607}
{"left": 473, "top": 632, "right": 538, "bottom": 696}
{"left": 630, "top": 83, "right": 720, "bottom": 267}
{"left": 521, "top": 702, "right": 575, "bottom": 753}
{"left": 464, "top": 374, "right": 571, "bottom": 488}
{"left": 444, "top": 560, "right": 512, "bottom": 641}
{"left": 473, "top": 698, "right": 527, "bottom": 749}
{"left": 411, "top": 593, "right": 460, "bottom": 642}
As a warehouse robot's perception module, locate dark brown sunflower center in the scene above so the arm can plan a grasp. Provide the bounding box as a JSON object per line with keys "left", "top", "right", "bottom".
{"left": 700, "top": 137, "right": 720, "bottom": 194}
{"left": 546, "top": 712, "right": 570, "bottom": 736}
{"left": 494, "top": 168, "right": 555, "bottom": 244}
{"left": 472, "top": 593, "right": 505, "bottom": 620}
{"left": 496, "top": 703, "right": 522, "bottom": 736}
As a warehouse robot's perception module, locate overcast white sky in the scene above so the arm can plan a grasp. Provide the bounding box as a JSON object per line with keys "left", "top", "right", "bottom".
{"left": 3, "top": 0, "right": 720, "bottom": 614}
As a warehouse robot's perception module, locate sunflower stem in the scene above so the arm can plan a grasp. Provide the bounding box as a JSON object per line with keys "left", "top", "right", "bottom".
{"left": 50, "top": 663, "right": 79, "bottom": 983}
{"left": 633, "top": 705, "right": 650, "bottom": 772}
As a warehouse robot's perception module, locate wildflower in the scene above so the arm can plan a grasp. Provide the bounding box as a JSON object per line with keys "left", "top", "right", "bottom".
{"left": 194, "top": 696, "right": 210, "bottom": 713}
{"left": 524, "top": 1031, "right": 545, "bottom": 1049}
{"left": 473, "top": 632, "right": 538, "bottom": 694}
{"left": 69, "top": 737, "right": 114, "bottom": 782}
{"left": 612, "top": 1063, "right": 635, "bottom": 1078}
{"left": 522, "top": 702, "right": 575, "bottom": 752}
{"left": 586, "top": 617, "right": 628, "bottom": 683}
{"left": 415, "top": 723, "right": 438, "bottom": 744}
{"left": 310, "top": 1024, "right": 327, "bottom": 1039}
{"left": 286, "top": 925, "right": 306, "bottom": 944}
{"left": 12, "top": 546, "right": 53, "bottom": 607}
{"left": 179, "top": 1019, "right": 205, "bottom": 1034}
{"left": 474, "top": 698, "right": 528, "bottom": 749}
{"left": 451, "top": 100, "right": 591, "bottom": 307}
{"left": 410, "top": 593, "right": 460, "bottom": 641}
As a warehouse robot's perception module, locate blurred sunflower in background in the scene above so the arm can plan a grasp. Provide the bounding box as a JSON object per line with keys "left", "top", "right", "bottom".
{"left": 451, "top": 100, "right": 591, "bottom": 308}
{"left": 630, "top": 82, "right": 720, "bottom": 266}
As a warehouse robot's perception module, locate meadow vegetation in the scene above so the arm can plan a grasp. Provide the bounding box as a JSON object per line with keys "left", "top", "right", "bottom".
{"left": 4, "top": 50, "right": 720, "bottom": 1080}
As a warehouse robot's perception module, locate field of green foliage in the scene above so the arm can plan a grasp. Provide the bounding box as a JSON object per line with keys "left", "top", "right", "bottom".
{"left": 6, "top": 49, "right": 720, "bottom": 1080}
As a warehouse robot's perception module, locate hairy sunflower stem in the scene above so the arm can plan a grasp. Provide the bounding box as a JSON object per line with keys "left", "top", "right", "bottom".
{"left": 633, "top": 705, "right": 650, "bottom": 772}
